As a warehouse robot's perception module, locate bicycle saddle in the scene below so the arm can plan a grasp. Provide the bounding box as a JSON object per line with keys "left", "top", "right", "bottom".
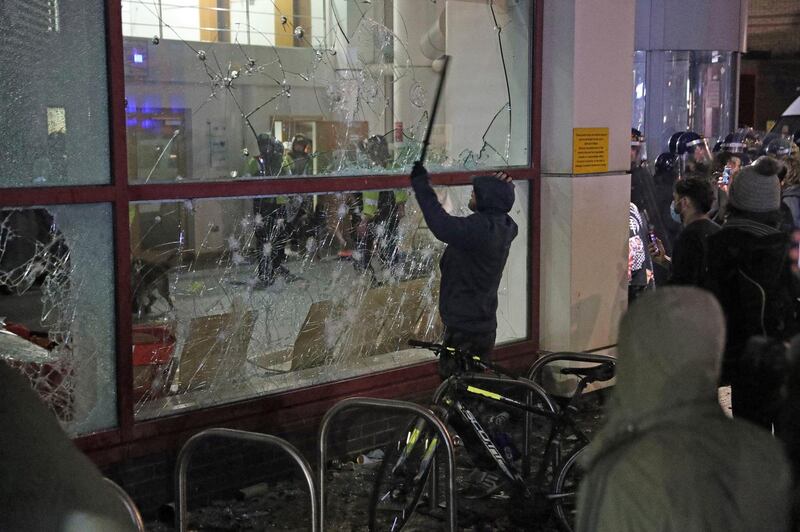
{"left": 560, "top": 362, "right": 615, "bottom": 383}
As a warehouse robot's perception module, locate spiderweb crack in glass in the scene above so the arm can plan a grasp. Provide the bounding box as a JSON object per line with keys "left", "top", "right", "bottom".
{"left": 119, "top": 0, "right": 532, "bottom": 419}
{"left": 122, "top": 0, "right": 529, "bottom": 181}
{"left": 0, "top": 206, "right": 116, "bottom": 435}
{"left": 129, "top": 183, "right": 529, "bottom": 419}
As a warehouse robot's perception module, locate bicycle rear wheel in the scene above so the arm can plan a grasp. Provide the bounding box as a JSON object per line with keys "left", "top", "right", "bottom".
{"left": 552, "top": 445, "right": 586, "bottom": 532}
{"left": 368, "top": 417, "right": 436, "bottom": 532}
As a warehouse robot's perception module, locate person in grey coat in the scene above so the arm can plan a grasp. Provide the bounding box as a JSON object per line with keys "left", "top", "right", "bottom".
{"left": 0, "top": 360, "right": 137, "bottom": 531}
{"left": 575, "top": 287, "right": 791, "bottom": 532}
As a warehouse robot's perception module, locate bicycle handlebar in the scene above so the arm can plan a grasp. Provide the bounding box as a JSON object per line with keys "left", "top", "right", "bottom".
{"left": 407, "top": 339, "right": 443, "bottom": 350}
{"left": 407, "top": 339, "right": 520, "bottom": 379}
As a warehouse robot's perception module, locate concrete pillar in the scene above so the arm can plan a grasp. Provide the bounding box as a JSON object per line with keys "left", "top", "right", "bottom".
{"left": 539, "top": 0, "right": 636, "bottom": 353}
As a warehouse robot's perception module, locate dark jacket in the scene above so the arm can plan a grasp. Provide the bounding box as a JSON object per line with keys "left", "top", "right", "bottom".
{"left": 669, "top": 218, "right": 719, "bottom": 286}
{"left": 411, "top": 173, "right": 518, "bottom": 332}
{"left": 703, "top": 217, "right": 800, "bottom": 382}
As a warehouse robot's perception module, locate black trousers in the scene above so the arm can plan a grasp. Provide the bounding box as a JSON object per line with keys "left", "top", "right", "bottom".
{"left": 729, "top": 336, "right": 787, "bottom": 432}
{"left": 440, "top": 327, "right": 498, "bottom": 469}
{"left": 253, "top": 199, "right": 288, "bottom": 284}
{"left": 354, "top": 209, "right": 402, "bottom": 272}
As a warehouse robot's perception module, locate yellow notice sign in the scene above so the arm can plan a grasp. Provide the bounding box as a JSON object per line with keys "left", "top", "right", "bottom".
{"left": 572, "top": 128, "right": 609, "bottom": 174}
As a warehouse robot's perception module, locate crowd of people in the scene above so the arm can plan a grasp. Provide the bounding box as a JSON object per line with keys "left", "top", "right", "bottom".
{"left": 593, "top": 127, "right": 800, "bottom": 530}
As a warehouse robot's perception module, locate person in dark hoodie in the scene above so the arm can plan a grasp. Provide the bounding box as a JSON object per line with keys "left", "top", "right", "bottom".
{"left": 410, "top": 161, "right": 518, "bottom": 377}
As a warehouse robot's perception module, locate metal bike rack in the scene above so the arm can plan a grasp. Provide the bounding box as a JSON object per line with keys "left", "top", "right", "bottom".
{"left": 527, "top": 352, "right": 616, "bottom": 383}
{"left": 103, "top": 477, "right": 146, "bottom": 532}
{"left": 431, "top": 374, "right": 557, "bottom": 481}
{"left": 174, "top": 428, "right": 318, "bottom": 532}
{"left": 318, "top": 397, "right": 457, "bottom": 532}
{"left": 526, "top": 352, "right": 615, "bottom": 472}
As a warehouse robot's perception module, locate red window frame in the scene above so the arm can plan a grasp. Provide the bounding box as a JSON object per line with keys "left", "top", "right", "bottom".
{"left": 1, "top": 0, "right": 543, "bottom": 462}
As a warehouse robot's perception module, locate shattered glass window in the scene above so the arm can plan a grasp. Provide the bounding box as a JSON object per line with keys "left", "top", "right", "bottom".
{"left": 132, "top": 182, "right": 529, "bottom": 419}
{"left": 0, "top": 205, "right": 117, "bottom": 435}
{"left": 121, "top": 0, "right": 532, "bottom": 182}
{"left": 0, "top": 0, "right": 110, "bottom": 187}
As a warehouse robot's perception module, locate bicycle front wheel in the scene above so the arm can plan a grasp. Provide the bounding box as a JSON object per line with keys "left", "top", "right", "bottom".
{"left": 368, "top": 417, "right": 436, "bottom": 532}
{"left": 552, "top": 445, "right": 587, "bottom": 532}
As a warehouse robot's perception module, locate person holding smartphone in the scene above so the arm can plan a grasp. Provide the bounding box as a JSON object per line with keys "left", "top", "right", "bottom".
{"left": 648, "top": 177, "right": 720, "bottom": 286}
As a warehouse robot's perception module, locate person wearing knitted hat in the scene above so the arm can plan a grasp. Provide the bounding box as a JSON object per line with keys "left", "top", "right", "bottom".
{"left": 703, "top": 156, "right": 800, "bottom": 428}
{"left": 728, "top": 156, "right": 783, "bottom": 216}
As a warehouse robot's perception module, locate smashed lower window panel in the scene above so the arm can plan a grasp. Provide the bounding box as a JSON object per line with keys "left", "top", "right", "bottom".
{"left": 121, "top": 0, "right": 532, "bottom": 183}
{"left": 0, "top": 205, "right": 117, "bottom": 435}
{"left": 132, "top": 183, "right": 528, "bottom": 419}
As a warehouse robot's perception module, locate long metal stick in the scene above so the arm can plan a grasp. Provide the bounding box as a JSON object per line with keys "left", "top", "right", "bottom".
{"left": 418, "top": 55, "right": 451, "bottom": 164}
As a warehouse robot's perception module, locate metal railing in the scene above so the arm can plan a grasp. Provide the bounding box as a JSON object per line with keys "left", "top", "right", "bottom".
{"left": 174, "top": 427, "right": 318, "bottom": 532}
{"left": 103, "top": 477, "right": 146, "bottom": 532}
{"left": 318, "top": 397, "right": 457, "bottom": 532}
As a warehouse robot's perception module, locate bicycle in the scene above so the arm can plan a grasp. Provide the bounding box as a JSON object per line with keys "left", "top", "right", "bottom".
{"left": 368, "top": 340, "right": 615, "bottom": 532}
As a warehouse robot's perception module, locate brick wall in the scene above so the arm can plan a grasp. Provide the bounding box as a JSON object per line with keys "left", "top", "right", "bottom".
{"left": 742, "top": 1, "right": 800, "bottom": 129}
{"left": 748, "top": 0, "right": 800, "bottom": 55}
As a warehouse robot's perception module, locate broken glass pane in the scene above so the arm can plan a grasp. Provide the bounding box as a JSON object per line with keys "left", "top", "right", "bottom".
{"left": 121, "top": 0, "right": 532, "bottom": 183}
{"left": 132, "top": 182, "right": 528, "bottom": 419}
{"left": 0, "top": 0, "right": 110, "bottom": 187}
{"left": 0, "top": 204, "right": 116, "bottom": 435}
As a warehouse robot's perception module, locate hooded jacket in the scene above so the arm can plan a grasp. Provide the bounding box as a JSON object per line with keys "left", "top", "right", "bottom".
{"left": 575, "top": 288, "right": 791, "bottom": 532}
{"left": 0, "top": 362, "right": 137, "bottom": 531}
{"left": 411, "top": 172, "right": 518, "bottom": 332}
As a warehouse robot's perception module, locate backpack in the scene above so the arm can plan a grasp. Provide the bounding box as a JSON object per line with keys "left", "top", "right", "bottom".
{"left": 704, "top": 227, "right": 800, "bottom": 382}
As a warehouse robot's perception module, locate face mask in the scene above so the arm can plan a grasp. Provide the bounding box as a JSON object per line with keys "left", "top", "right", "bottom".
{"left": 670, "top": 200, "right": 682, "bottom": 224}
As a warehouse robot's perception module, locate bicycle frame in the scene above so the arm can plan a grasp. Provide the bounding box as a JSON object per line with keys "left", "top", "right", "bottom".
{"left": 430, "top": 348, "right": 596, "bottom": 489}
{"left": 442, "top": 375, "right": 590, "bottom": 492}
{"left": 385, "top": 340, "right": 608, "bottom": 532}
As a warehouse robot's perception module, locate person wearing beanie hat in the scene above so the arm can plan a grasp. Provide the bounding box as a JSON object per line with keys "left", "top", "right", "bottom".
{"left": 702, "top": 155, "right": 800, "bottom": 428}
{"left": 727, "top": 156, "right": 782, "bottom": 213}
